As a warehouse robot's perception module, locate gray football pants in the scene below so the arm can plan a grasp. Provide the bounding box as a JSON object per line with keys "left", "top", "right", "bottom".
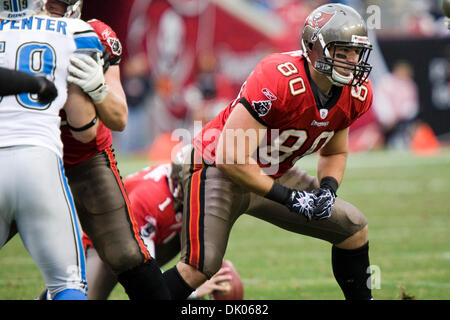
{"left": 179, "top": 151, "right": 368, "bottom": 278}
{"left": 0, "top": 146, "right": 87, "bottom": 297}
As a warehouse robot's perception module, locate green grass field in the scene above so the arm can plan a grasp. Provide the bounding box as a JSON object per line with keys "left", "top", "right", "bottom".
{"left": 1, "top": 148, "right": 449, "bottom": 300}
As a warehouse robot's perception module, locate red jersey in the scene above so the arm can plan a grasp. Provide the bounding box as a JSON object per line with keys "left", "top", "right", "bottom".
{"left": 193, "top": 51, "right": 373, "bottom": 178}
{"left": 61, "top": 19, "right": 122, "bottom": 167}
{"left": 82, "top": 164, "right": 182, "bottom": 250}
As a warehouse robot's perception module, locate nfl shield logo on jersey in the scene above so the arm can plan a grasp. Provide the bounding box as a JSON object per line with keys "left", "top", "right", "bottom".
{"left": 319, "top": 108, "right": 328, "bottom": 119}
{"left": 252, "top": 100, "right": 272, "bottom": 117}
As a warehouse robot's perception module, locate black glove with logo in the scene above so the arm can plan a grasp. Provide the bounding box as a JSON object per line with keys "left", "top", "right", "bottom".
{"left": 286, "top": 189, "right": 322, "bottom": 221}
{"left": 309, "top": 188, "right": 335, "bottom": 220}
{"left": 265, "top": 180, "right": 336, "bottom": 221}
{"left": 309, "top": 176, "right": 339, "bottom": 220}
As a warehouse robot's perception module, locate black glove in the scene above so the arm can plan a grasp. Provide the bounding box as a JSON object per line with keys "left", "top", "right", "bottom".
{"left": 266, "top": 181, "right": 336, "bottom": 222}
{"left": 285, "top": 189, "right": 320, "bottom": 221}
{"left": 36, "top": 76, "right": 57, "bottom": 105}
{"left": 310, "top": 187, "right": 335, "bottom": 220}
{"left": 307, "top": 176, "right": 339, "bottom": 220}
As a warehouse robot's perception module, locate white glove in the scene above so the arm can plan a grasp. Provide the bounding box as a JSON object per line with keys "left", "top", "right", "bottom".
{"left": 67, "top": 53, "right": 109, "bottom": 104}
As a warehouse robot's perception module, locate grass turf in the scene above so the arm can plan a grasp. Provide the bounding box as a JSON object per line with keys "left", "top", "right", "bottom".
{"left": 1, "top": 149, "right": 449, "bottom": 300}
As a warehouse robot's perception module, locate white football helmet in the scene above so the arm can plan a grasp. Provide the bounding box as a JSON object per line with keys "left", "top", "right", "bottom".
{"left": 0, "top": 0, "right": 44, "bottom": 19}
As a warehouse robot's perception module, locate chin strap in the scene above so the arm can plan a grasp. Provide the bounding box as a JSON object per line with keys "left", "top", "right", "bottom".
{"left": 321, "top": 38, "right": 354, "bottom": 87}
{"left": 327, "top": 67, "right": 354, "bottom": 87}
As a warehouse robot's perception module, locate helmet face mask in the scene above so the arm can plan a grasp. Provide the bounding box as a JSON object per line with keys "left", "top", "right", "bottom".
{"left": 322, "top": 42, "right": 372, "bottom": 86}
{"left": 301, "top": 3, "right": 373, "bottom": 87}
{"left": 64, "top": 0, "right": 82, "bottom": 18}
{"left": 43, "top": 0, "right": 82, "bottom": 18}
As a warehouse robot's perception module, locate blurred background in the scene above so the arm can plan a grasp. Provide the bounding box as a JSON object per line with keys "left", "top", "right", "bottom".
{"left": 81, "top": 0, "right": 449, "bottom": 160}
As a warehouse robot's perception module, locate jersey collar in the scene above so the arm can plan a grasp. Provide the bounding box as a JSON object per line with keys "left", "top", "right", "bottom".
{"left": 303, "top": 59, "right": 342, "bottom": 111}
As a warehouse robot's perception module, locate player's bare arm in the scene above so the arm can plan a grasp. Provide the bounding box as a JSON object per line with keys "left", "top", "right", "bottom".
{"left": 215, "top": 102, "right": 275, "bottom": 196}
{"left": 47, "top": 0, "right": 126, "bottom": 131}
{"left": 67, "top": 49, "right": 127, "bottom": 132}
{"left": 93, "top": 64, "right": 128, "bottom": 131}
{"left": 317, "top": 127, "right": 349, "bottom": 185}
{"left": 63, "top": 84, "right": 99, "bottom": 143}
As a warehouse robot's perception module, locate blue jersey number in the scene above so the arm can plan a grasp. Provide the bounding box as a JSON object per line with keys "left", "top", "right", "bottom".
{"left": 16, "top": 42, "right": 56, "bottom": 110}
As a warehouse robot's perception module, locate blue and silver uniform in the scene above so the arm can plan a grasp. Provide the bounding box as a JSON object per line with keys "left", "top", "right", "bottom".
{"left": 0, "top": 13, "right": 102, "bottom": 299}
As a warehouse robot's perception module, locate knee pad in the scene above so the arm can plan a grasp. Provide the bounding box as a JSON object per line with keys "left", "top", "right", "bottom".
{"left": 333, "top": 198, "right": 368, "bottom": 242}
{"left": 347, "top": 210, "right": 368, "bottom": 235}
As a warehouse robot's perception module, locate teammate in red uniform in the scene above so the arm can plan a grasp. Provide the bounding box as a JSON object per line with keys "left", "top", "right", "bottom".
{"left": 48, "top": 0, "right": 170, "bottom": 299}
{"left": 162, "top": 4, "right": 375, "bottom": 300}
{"left": 83, "top": 162, "right": 233, "bottom": 299}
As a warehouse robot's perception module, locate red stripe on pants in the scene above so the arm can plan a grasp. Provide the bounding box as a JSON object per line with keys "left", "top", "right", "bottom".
{"left": 188, "top": 168, "right": 203, "bottom": 268}
{"left": 104, "top": 148, "right": 151, "bottom": 261}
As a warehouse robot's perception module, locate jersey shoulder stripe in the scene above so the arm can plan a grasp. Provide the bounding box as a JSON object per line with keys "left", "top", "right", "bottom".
{"left": 73, "top": 32, "right": 102, "bottom": 52}
{"left": 66, "top": 18, "right": 102, "bottom": 53}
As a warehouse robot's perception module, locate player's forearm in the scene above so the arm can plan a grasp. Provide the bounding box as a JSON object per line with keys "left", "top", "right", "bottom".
{"left": 317, "top": 128, "right": 349, "bottom": 185}
{"left": 216, "top": 162, "right": 274, "bottom": 196}
{"left": 93, "top": 66, "right": 128, "bottom": 131}
{"left": 215, "top": 102, "right": 274, "bottom": 195}
{"left": 94, "top": 90, "right": 128, "bottom": 131}
{"left": 0, "top": 67, "right": 41, "bottom": 96}
{"left": 317, "top": 151, "right": 347, "bottom": 185}
{"left": 64, "top": 84, "right": 99, "bottom": 143}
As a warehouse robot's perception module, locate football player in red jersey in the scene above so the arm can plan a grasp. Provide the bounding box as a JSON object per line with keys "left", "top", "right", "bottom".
{"left": 162, "top": 3, "right": 375, "bottom": 300}
{"left": 82, "top": 162, "right": 233, "bottom": 300}
{"left": 46, "top": 0, "right": 171, "bottom": 299}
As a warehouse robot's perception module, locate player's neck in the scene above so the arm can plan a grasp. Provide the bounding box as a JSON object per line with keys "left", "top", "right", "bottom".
{"left": 308, "top": 63, "right": 333, "bottom": 95}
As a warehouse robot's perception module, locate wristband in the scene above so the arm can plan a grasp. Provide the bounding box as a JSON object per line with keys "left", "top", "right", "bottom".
{"left": 264, "top": 182, "right": 292, "bottom": 204}
{"left": 67, "top": 116, "right": 97, "bottom": 132}
{"left": 320, "top": 176, "right": 338, "bottom": 196}
{"left": 87, "top": 83, "right": 109, "bottom": 104}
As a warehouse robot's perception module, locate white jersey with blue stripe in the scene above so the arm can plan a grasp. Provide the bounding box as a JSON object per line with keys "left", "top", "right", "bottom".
{"left": 0, "top": 15, "right": 102, "bottom": 157}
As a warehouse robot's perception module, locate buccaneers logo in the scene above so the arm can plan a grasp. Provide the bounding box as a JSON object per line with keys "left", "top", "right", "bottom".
{"left": 107, "top": 37, "right": 122, "bottom": 56}
{"left": 306, "top": 11, "right": 335, "bottom": 30}
{"left": 252, "top": 100, "right": 272, "bottom": 117}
